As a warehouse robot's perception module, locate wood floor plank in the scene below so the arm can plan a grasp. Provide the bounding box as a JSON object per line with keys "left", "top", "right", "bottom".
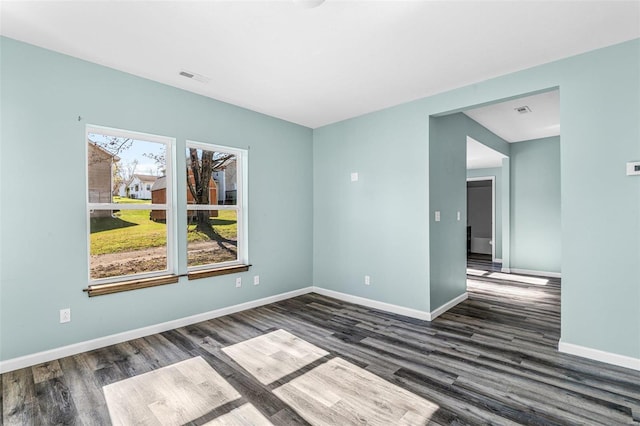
{"left": 31, "top": 360, "right": 63, "bottom": 384}
{"left": 2, "top": 368, "right": 40, "bottom": 426}
{"left": 202, "top": 403, "right": 274, "bottom": 426}
{"left": 34, "top": 377, "right": 79, "bottom": 425}
{"left": 3, "top": 263, "right": 640, "bottom": 425}
{"left": 58, "top": 354, "right": 112, "bottom": 426}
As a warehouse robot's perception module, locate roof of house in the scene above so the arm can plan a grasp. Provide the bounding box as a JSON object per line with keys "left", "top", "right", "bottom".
{"left": 151, "top": 176, "right": 166, "bottom": 191}
{"left": 133, "top": 174, "right": 158, "bottom": 183}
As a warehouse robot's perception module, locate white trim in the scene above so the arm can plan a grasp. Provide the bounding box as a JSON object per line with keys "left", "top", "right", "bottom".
{"left": 0, "top": 287, "right": 313, "bottom": 374}
{"left": 312, "top": 287, "right": 468, "bottom": 322}
{"left": 494, "top": 258, "right": 503, "bottom": 263}
{"left": 558, "top": 340, "right": 640, "bottom": 371}
{"left": 185, "top": 204, "right": 238, "bottom": 211}
{"left": 185, "top": 140, "right": 249, "bottom": 267}
{"left": 87, "top": 124, "right": 175, "bottom": 145}
{"left": 88, "top": 203, "right": 168, "bottom": 210}
{"left": 86, "top": 125, "right": 176, "bottom": 285}
{"left": 429, "top": 292, "right": 468, "bottom": 320}
{"left": 0, "top": 286, "right": 473, "bottom": 373}
{"left": 510, "top": 268, "right": 561, "bottom": 278}
{"left": 312, "top": 287, "right": 432, "bottom": 321}
{"left": 501, "top": 267, "right": 511, "bottom": 273}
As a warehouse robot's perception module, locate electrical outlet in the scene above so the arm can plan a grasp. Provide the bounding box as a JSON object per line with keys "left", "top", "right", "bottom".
{"left": 60, "top": 308, "right": 71, "bottom": 323}
{"left": 253, "top": 275, "right": 260, "bottom": 285}
{"left": 235, "top": 277, "right": 242, "bottom": 288}
{"left": 364, "top": 275, "right": 371, "bottom": 285}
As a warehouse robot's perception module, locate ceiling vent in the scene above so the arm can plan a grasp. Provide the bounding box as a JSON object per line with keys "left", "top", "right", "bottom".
{"left": 179, "top": 70, "right": 210, "bottom": 84}
{"left": 514, "top": 106, "right": 532, "bottom": 114}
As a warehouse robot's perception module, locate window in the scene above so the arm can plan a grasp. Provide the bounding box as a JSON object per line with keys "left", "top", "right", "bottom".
{"left": 86, "top": 126, "right": 174, "bottom": 286}
{"left": 85, "top": 126, "right": 248, "bottom": 295}
{"left": 186, "top": 141, "right": 246, "bottom": 272}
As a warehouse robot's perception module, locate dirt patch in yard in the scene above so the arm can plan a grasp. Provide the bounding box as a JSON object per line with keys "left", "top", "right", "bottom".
{"left": 90, "top": 241, "right": 237, "bottom": 279}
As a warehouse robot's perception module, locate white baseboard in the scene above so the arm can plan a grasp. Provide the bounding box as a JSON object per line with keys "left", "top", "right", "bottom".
{"left": 558, "top": 340, "right": 640, "bottom": 371}
{"left": 312, "top": 287, "right": 432, "bottom": 321}
{"left": 429, "top": 292, "right": 468, "bottom": 320}
{"left": 501, "top": 267, "right": 511, "bottom": 273}
{"left": 510, "top": 268, "right": 561, "bottom": 278}
{"left": 312, "top": 287, "right": 468, "bottom": 322}
{"left": 493, "top": 258, "right": 503, "bottom": 264}
{"left": 0, "top": 287, "right": 314, "bottom": 374}
{"left": 0, "top": 286, "right": 471, "bottom": 373}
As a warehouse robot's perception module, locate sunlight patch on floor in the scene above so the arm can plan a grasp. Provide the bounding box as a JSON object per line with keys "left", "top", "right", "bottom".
{"left": 488, "top": 272, "right": 549, "bottom": 285}
{"left": 273, "top": 357, "right": 439, "bottom": 425}
{"left": 203, "top": 403, "right": 273, "bottom": 425}
{"left": 103, "top": 356, "right": 241, "bottom": 425}
{"left": 104, "top": 330, "right": 439, "bottom": 425}
{"left": 222, "top": 329, "right": 329, "bottom": 385}
{"left": 467, "top": 279, "right": 551, "bottom": 300}
{"left": 466, "top": 268, "right": 488, "bottom": 276}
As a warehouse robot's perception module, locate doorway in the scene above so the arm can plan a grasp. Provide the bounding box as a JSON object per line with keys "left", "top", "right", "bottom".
{"left": 467, "top": 177, "right": 494, "bottom": 263}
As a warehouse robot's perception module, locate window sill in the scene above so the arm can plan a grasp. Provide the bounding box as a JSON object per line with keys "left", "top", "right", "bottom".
{"left": 83, "top": 265, "right": 250, "bottom": 296}
{"left": 188, "top": 264, "right": 250, "bottom": 280}
{"left": 84, "top": 275, "right": 179, "bottom": 297}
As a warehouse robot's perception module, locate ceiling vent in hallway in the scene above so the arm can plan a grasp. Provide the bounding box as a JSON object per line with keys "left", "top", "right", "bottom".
{"left": 514, "top": 106, "right": 532, "bottom": 114}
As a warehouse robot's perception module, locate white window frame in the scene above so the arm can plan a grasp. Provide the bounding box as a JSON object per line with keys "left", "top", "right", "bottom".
{"left": 86, "top": 124, "right": 176, "bottom": 285}
{"left": 186, "top": 140, "right": 248, "bottom": 271}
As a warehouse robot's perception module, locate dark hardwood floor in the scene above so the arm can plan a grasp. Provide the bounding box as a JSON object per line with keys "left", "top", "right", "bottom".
{"left": 3, "top": 267, "right": 640, "bottom": 425}
{"left": 467, "top": 254, "right": 501, "bottom": 272}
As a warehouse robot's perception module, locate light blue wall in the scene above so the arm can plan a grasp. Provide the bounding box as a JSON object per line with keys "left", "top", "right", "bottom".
{"left": 510, "top": 136, "right": 561, "bottom": 273}
{"left": 0, "top": 37, "right": 313, "bottom": 361}
{"left": 2, "top": 36, "right": 639, "bottom": 363}
{"left": 467, "top": 167, "right": 503, "bottom": 260}
{"left": 501, "top": 159, "right": 511, "bottom": 270}
{"left": 314, "top": 39, "right": 640, "bottom": 359}
{"left": 464, "top": 117, "right": 510, "bottom": 157}
{"left": 313, "top": 106, "right": 431, "bottom": 311}
{"left": 559, "top": 46, "right": 639, "bottom": 356}
{"left": 429, "top": 114, "right": 467, "bottom": 310}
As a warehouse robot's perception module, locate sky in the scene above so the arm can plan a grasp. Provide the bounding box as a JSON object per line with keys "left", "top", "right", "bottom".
{"left": 89, "top": 133, "right": 165, "bottom": 176}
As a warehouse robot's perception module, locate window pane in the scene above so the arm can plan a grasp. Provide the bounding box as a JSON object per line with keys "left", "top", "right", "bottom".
{"left": 186, "top": 147, "right": 237, "bottom": 206}
{"left": 187, "top": 209, "right": 238, "bottom": 267}
{"left": 90, "top": 208, "right": 167, "bottom": 279}
{"left": 88, "top": 134, "right": 166, "bottom": 203}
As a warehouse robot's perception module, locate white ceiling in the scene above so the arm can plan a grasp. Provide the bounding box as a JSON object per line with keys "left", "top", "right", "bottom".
{"left": 464, "top": 90, "right": 560, "bottom": 143}
{"left": 1, "top": 1, "right": 639, "bottom": 129}
{"left": 467, "top": 136, "right": 507, "bottom": 170}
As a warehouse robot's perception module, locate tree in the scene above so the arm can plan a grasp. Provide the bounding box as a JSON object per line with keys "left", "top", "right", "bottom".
{"left": 187, "top": 148, "right": 234, "bottom": 239}
{"left": 112, "top": 162, "right": 124, "bottom": 196}
{"left": 116, "top": 160, "right": 138, "bottom": 196}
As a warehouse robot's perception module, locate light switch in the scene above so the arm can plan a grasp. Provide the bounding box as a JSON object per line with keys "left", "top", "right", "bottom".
{"left": 627, "top": 161, "right": 640, "bottom": 176}
{"left": 457, "top": 211, "right": 461, "bottom": 221}
{"left": 351, "top": 172, "right": 359, "bottom": 182}
{"left": 435, "top": 211, "right": 441, "bottom": 222}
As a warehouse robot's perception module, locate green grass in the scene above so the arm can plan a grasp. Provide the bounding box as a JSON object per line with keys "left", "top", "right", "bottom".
{"left": 90, "top": 198, "right": 237, "bottom": 255}
{"left": 113, "top": 196, "right": 150, "bottom": 204}
{"left": 91, "top": 209, "right": 166, "bottom": 255}
{"left": 187, "top": 210, "right": 238, "bottom": 242}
